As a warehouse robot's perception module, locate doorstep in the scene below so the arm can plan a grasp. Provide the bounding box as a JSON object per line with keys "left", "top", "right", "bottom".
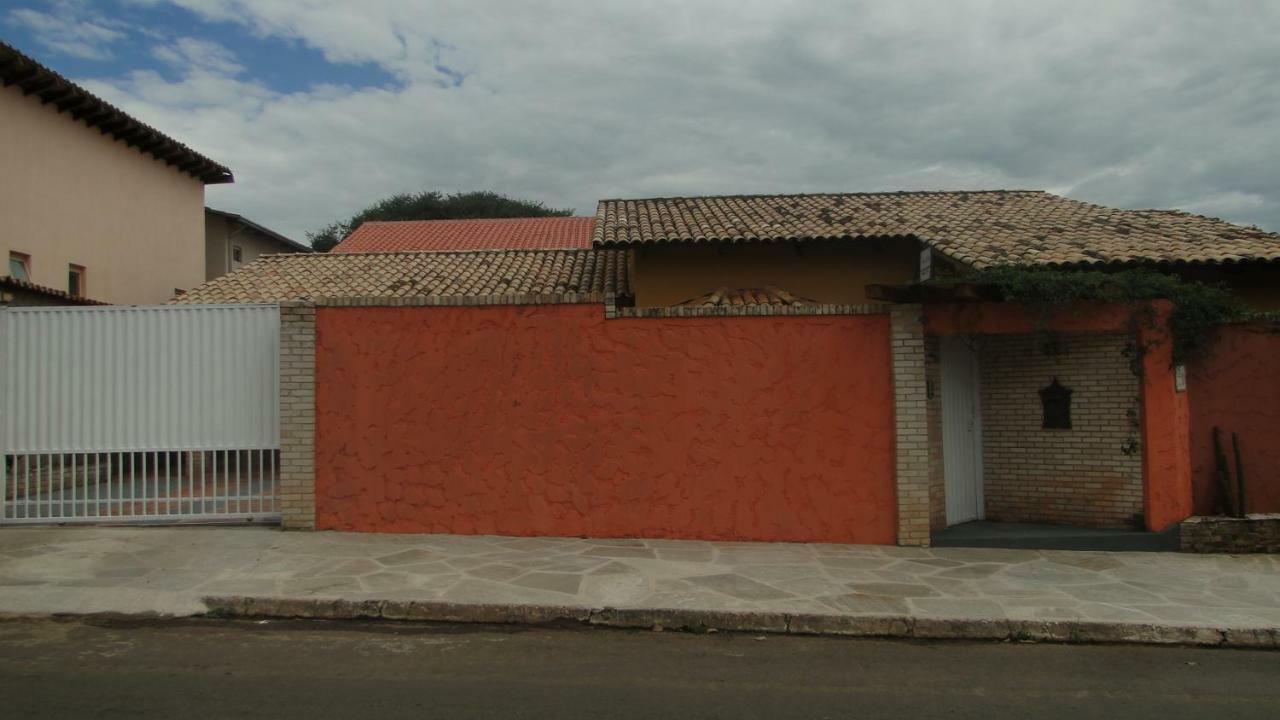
{"left": 932, "top": 521, "right": 1181, "bottom": 552}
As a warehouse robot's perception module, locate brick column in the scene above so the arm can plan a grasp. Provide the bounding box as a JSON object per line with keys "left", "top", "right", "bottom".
{"left": 278, "top": 301, "right": 316, "bottom": 529}
{"left": 891, "top": 304, "right": 930, "bottom": 546}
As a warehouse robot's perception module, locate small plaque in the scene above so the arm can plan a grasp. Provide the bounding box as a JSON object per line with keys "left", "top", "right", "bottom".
{"left": 1175, "top": 364, "right": 1187, "bottom": 392}
{"left": 919, "top": 248, "right": 933, "bottom": 281}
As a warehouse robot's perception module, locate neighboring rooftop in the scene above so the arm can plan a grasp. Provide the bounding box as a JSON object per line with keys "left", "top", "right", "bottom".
{"left": 594, "top": 191, "right": 1280, "bottom": 268}
{"left": 334, "top": 217, "right": 596, "bottom": 253}
{"left": 0, "top": 41, "right": 233, "bottom": 185}
{"left": 170, "top": 249, "right": 631, "bottom": 305}
{"left": 677, "top": 286, "right": 814, "bottom": 308}
{"left": 1, "top": 275, "right": 108, "bottom": 306}
{"left": 206, "top": 207, "right": 312, "bottom": 253}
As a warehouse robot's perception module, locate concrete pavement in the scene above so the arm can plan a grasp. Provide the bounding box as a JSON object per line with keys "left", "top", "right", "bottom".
{"left": 0, "top": 527, "right": 1278, "bottom": 647}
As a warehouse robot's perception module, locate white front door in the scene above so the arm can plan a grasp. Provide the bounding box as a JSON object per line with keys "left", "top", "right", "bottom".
{"left": 942, "top": 336, "right": 984, "bottom": 526}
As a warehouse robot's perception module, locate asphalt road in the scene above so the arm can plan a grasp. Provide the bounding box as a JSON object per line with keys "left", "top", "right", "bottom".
{"left": 0, "top": 618, "right": 1277, "bottom": 719}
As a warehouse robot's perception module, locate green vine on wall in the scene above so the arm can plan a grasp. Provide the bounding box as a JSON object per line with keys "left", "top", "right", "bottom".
{"left": 948, "top": 267, "right": 1249, "bottom": 364}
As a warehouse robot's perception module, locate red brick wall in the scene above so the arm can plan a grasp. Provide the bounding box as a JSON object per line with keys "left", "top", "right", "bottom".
{"left": 1188, "top": 323, "right": 1280, "bottom": 514}
{"left": 314, "top": 304, "right": 898, "bottom": 544}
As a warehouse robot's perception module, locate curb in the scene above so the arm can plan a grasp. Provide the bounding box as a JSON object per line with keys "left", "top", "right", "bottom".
{"left": 201, "top": 596, "right": 1280, "bottom": 649}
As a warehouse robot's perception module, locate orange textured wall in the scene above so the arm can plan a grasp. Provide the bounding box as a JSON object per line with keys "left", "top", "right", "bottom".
{"left": 314, "top": 305, "right": 898, "bottom": 543}
{"left": 1188, "top": 323, "right": 1280, "bottom": 514}
{"left": 1138, "top": 305, "right": 1193, "bottom": 531}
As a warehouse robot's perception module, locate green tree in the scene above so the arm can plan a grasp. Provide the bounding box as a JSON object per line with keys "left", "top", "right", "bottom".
{"left": 306, "top": 190, "right": 574, "bottom": 251}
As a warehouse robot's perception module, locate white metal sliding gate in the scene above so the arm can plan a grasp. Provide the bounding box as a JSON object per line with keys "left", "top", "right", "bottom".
{"left": 0, "top": 304, "right": 281, "bottom": 525}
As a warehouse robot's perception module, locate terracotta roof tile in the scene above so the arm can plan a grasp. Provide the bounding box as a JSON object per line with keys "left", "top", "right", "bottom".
{"left": 1, "top": 276, "right": 109, "bottom": 305}
{"left": 169, "top": 249, "right": 630, "bottom": 305}
{"left": 677, "top": 286, "right": 814, "bottom": 307}
{"left": 594, "top": 191, "right": 1280, "bottom": 268}
{"left": 333, "top": 217, "right": 595, "bottom": 253}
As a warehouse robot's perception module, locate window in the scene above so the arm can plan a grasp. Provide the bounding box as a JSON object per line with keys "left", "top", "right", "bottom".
{"left": 232, "top": 245, "right": 243, "bottom": 265}
{"left": 8, "top": 252, "right": 30, "bottom": 281}
{"left": 68, "top": 264, "right": 85, "bottom": 297}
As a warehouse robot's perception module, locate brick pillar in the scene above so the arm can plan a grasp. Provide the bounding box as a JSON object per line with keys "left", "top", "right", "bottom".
{"left": 279, "top": 301, "right": 316, "bottom": 530}
{"left": 891, "top": 304, "right": 930, "bottom": 546}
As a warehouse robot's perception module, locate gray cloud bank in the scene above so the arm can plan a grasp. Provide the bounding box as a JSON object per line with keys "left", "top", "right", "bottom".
{"left": 70, "top": 1, "right": 1280, "bottom": 239}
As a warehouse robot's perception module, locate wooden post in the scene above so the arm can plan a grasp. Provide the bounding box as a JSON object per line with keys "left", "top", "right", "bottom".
{"left": 1232, "top": 432, "right": 1247, "bottom": 518}
{"left": 1212, "top": 427, "right": 1235, "bottom": 516}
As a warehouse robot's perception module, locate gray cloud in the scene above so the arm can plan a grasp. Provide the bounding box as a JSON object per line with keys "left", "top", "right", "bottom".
{"left": 84, "top": 0, "right": 1280, "bottom": 239}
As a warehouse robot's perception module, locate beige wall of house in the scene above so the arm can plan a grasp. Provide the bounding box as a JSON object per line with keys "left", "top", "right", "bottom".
{"left": 0, "top": 83, "right": 206, "bottom": 305}
{"left": 205, "top": 212, "right": 301, "bottom": 281}
{"left": 204, "top": 211, "right": 231, "bottom": 281}
{"left": 630, "top": 238, "right": 920, "bottom": 307}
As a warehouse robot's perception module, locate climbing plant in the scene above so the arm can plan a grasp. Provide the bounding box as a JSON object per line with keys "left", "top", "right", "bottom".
{"left": 945, "top": 267, "right": 1249, "bottom": 364}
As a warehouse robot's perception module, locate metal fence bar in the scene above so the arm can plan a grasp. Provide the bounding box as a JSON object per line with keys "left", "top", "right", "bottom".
{"left": 129, "top": 448, "right": 136, "bottom": 517}
{"left": 200, "top": 452, "right": 206, "bottom": 515}
{"left": 214, "top": 450, "right": 221, "bottom": 515}
{"left": 35, "top": 454, "right": 43, "bottom": 519}
{"left": 163, "top": 452, "right": 170, "bottom": 516}
{"left": 1, "top": 449, "right": 282, "bottom": 523}
{"left": 96, "top": 452, "right": 103, "bottom": 518}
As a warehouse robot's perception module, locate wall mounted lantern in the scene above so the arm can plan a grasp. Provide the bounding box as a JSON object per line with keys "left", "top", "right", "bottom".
{"left": 1040, "top": 377, "right": 1073, "bottom": 429}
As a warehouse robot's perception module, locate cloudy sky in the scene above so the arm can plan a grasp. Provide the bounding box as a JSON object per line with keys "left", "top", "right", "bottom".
{"left": 5, "top": 0, "right": 1279, "bottom": 242}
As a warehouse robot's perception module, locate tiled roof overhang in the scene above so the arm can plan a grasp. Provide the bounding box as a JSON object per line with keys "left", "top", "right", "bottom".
{"left": 594, "top": 191, "right": 1280, "bottom": 269}
{"left": 1, "top": 275, "right": 109, "bottom": 305}
{"left": 1, "top": 41, "right": 233, "bottom": 185}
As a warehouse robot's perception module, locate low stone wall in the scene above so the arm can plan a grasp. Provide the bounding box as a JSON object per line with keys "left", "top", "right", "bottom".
{"left": 1180, "top": 515, "right": 1280, "bottom": 553}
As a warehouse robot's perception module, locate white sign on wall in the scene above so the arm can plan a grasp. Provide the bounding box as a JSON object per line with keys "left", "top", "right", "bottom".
{"left": 919, "top": 248, "right": 933, "bottom": 281}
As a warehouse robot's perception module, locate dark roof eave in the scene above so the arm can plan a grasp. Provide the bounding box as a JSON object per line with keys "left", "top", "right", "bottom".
{"left": 965, "top": 256, "right": 1280, "bottom": 271}
{"left": 1, "top": 41, "right": 233, "bottom": 185}
{"left": 593, "top": 233, "right": 922, "bottom": 248}
{"left": 206, "top": 207, "right": 310, "bottom": 251}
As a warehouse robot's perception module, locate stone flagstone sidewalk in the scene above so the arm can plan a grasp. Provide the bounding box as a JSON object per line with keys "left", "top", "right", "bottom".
{"left": 0, "top": 527, "right": 1277, "bottom": 647}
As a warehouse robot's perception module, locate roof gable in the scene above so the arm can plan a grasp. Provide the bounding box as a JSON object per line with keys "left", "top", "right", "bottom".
{"left": 206, "top": 208, "right": 311, "bottom": 253}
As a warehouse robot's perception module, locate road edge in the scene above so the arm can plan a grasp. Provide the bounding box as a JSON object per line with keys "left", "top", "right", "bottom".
{"left": 196, "top": 595, "right": 1279, "bottom": 649}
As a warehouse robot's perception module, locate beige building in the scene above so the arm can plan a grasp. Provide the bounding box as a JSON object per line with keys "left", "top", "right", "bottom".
{"left": 0, "top": 41, "right": 233, "bottom": 305}
{"left": 205, "top": 208, "right": 311, "bottom": 283}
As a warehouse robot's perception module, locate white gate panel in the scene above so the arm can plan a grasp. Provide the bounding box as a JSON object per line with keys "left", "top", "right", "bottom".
{"left": 942, "top": 336, "right": 985, "bottom": 526}
{"left": 0, "top": 304, "right": 278, "bottom": 453}
{"left": 0, "top": 304, "right": 280, "bottom": 524}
